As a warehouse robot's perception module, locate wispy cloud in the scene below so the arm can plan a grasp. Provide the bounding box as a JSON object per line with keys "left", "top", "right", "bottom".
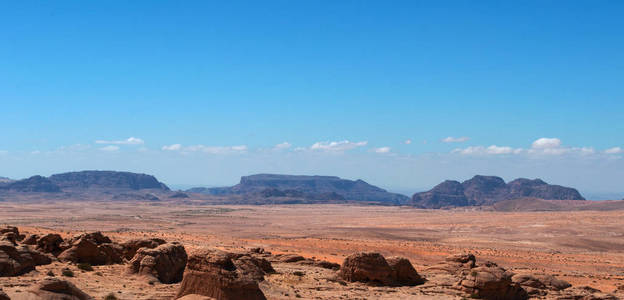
{"left": 404, "top": 139, "right": 412, "bottom": 145}
{"left": 310, "top": 140, "right": 368, "bottom": 152}
{"left": 96, "top": 137, "right": 144, "bottom": 145}
{"left": 274, "top": 142, "right": 292, "bottom": 150}
{"left": 374, "top": 147, "right": 391, "bottom": 154}
{"left": 99, "top": 145, "right": 120, "bottom": 152}
{"left": 453, "top": 145, "right": 522, "bottom": 155}
{"left": 161, "top": 144, "right": 247, "bottom": 154}
{"left": 605, "top": 147, "right": 623, "bottom": 154}
{"left": 442, "top": 136, "right": 470, "bottom": 143}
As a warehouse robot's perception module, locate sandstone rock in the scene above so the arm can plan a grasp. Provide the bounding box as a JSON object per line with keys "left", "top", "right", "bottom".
{"left": 121, "top": 237, "right": 166, "bottom": 260}
{"left": 512, "top": 273, "right": 571, "bottom": 294}
{"left": 0, "top": 287, "right": 9, "bottom": 300}
{"left": 279, "top": 254, "right": 305, "bottom": 263}
{"left": 426, "top": 253, "right": 476, "bottom": 274}
{"left": 22, "top": 234, "right": 40, "bottom": 245}
{"left": 459, "top": 261, "right": 527, "bottom": 300}
{"left": 68, "top": 232, "right": 111, "bottom": 245}
{"left": 26, "top": 277, "right": 92, "bottom": 300}
{"left": 58, "top": 237, "right": 122, "bottom": 265}
{"left": 338, "top": 252, "right": 395, "bottom": 286}
{"left": 175, "top": 248, "right": 268, "bottom": 300}
{"left": 37, "top": 234, "right": 65, "bottom": 255}
{"left": 0, "top": 226, "right": 19, "bottom": 236}
{"left": 1, "top": 232, "right": 17, "bottom": 245}
{"left": 313, "top": 260, "right": 340, "bottom": 270}
{"left": 386, "top": 256, "right": 425, "bottom": 286}
{"left": 555, "top": 286, "right": 619, "bottom": 300}
{"left": 0, "top": 241, "right": 51, "bottom": 276}
{"left": 127, "top": 242, "right": 187, "bottom": 283}
{"left": 177, "top": 295, "right": 216, "bottom": 300}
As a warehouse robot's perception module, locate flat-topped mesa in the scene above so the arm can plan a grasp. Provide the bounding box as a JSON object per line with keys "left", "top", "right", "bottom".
{"left": 188, "top": 173, "right": 409, "bottom": 204}
{"left": 412, "top": 175, "right": 584, "bottom": 209}
{"left": 0, "top": 176, "right": 61, "bottom": 193}
{"left": 49, "top": 170, "right": 170, "bottom": 191}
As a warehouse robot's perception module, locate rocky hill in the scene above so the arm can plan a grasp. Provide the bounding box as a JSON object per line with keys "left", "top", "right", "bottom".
{"left": 0, "top": 171, "right": 169, "bottom": 194}
{"left": 49, "top": 171, "right": 169, "bottom": 190}
{"left": 188, "top": 174, "right": 409, "bottom": 204}
{"left": 411, "top": 175, "right": 584, "bottom": 208}
{"left": 0, "top": 176, "right": 14, "bottom": 183}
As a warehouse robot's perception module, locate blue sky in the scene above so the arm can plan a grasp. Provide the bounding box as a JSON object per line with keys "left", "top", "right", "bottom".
{"left": 1, "top": 1, "right": 623, "bottom": 198}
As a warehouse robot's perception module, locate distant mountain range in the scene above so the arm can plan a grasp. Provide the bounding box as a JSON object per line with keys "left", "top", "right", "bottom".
{"left": 0, "top": 171, "right": 169, "bottom": 193}
{"left": 411, "top": 175, "right": 585, "bottom": 209}
{"left": 187, "top": 174, "right": 410, "bottom": 204}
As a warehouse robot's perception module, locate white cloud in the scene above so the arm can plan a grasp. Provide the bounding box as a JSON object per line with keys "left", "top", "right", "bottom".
{"left": 453, "top": 145, "right": 522, "bottom": 155}
{"left": 99, "top": 145, "right": 120, "bottom": 152}
{"left": 374, "top": 147, "right": 391, "bottom": 154}
{"left": 274, "top": 142, "right": 292, "bottom": 150}
{"left": 442, "top": 136, "right": 470, "bottom": 143}
{"left": 531, "top": 137, "right": 561, "bottom": 149}
{"left": 96, "top": 137, "right": 144, "bottom": 145}
{"left": 404, "top": 139, "right": 412, "bottom": 145}
{"left": 162, "top": 144, "right": 247, "bottom": 154}
{"left": 310, "top": 140, "right": 368, "bottom": 152}
{"left": 605, "top": 147, "right": 623, "bottom": 154}
{"left": 162, "top": 144, "right": 182, "bottom": 151}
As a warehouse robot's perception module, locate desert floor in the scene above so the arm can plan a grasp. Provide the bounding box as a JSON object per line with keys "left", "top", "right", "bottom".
{"left": 1, "top": 202, "right": 623, "bottom": 299}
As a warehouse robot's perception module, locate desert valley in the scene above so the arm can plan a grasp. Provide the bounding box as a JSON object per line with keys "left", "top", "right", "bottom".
{"left": 1, "top": 171, "right": 623, "bottom": 300}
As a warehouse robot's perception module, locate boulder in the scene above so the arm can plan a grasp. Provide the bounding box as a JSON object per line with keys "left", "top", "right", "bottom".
{"left": 426, "top": 253, "right": 476, "bottom": 274}
{"left": 1, "top": 232, "right": 17, "bottom": 245}
{"left": 68, "top": 232, "right": 112, "bottom": 245}
{"left": 512, "top": 273, "right": 571, "bottom": 295}
{"left": 0, "top": 242, "right": 51, "bottom": 277}
{"left": 175, "top": 248, "right": 268, "bottom": 300}
{"left": 459, "top": 261, "right": 527, "bottom": 300}
{"left": 25, "top": 277, "right": 92, "bottom": 300}
{"left": 0, "top": 226, "right": 19, "bottom": 236}
{"left": 22, "top": 234, "right": 40, "bottom": 245}
{"left": 58, "top": 237, "right": 122, "bottom": 265}
{"left": 121, "top": 237, "right": 166, "bottom": 260}
{"left": 0, "top": 288, "right": 9, "bottom": 300}
{"left": 37, "top": 234, "right": 65, "bottom": 255}
{"left": 279, "top": 254, "right": 305, "bottom": 263}
{"left": 128, "top": 242, "right": 187, "bottom": 283}
{"left": 386, "top": 256, "right": 425, "bottom": 286}
{"left": 338, "top": 252, "right": 395, "bottom": 286}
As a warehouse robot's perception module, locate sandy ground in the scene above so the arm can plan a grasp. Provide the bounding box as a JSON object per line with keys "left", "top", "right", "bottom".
{"left": 1, "top": 201, "right": 623, "bottom": 299}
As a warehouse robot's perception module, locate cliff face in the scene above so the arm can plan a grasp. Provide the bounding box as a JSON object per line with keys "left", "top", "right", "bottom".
{"left": 188, "top": 174, "right": 409, "bottom": 204}
{"left": 411, "top": 175, "right": 585, "bottom": 208}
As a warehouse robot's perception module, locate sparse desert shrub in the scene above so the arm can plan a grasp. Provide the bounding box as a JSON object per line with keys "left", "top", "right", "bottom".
{"left": 62, "top": 269, "right": 74, "bottom": 277}
{"left": 77, "top": 263, "right": 93, "bottom": 271}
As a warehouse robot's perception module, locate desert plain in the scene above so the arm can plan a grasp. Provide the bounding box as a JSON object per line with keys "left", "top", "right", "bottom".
{"left": 1, "top": 201, "right": 623, "bottom": 299}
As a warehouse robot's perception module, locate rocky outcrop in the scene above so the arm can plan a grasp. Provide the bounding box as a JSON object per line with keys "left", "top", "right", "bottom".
{"left": 188, "top": 174, "right": 409, "bottom": 204}
{"left": 49, "top": 170, "right": 169, "bottom": 190}
{"left": 338, "top": 252, "right": 424, "bottom": 286}
{"left": 512, "top": 273, "right": 571, "bottom": 296}
{"left": 58, "top": 232, "right": 122, "bottom": 265}
{"left": 121, "top": 238, "right": 166, "bottom": 260}
{"left": 175, "top": 249, "right": 270, "bottom": 300}
{"left": 0, "top": 241, "right": 52, "bottom": 276}
{"left": 127, "top": 242, "right": 187, "bottom": 283}
{"left": 22, "top": 234, "right": 39, "bottom": 245}
{"left": 459, "top": 261, "right": 527, "bottom": 300}
{"left": 26, "top": 278, "right": 92, "bottom": 300}
{"left": 412, "top": 175, "right": 585, "bottom": 208}
{"left": 37, "top": 234, "right": 65, "bottom": 255}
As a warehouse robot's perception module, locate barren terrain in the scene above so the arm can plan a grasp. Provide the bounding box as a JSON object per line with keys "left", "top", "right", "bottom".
{"left": 1, "top": 201, "right": 623, "bottom": 299}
